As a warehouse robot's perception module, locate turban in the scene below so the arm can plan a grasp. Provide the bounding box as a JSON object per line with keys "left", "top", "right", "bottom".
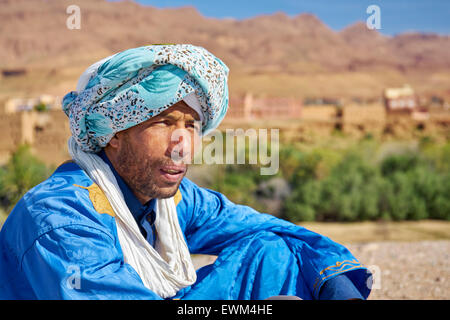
{"left": 62, "top": 44, "right": 229, "bottom": 152}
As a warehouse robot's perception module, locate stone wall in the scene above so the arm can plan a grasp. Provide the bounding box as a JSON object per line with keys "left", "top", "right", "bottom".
{"left": 0, "top": 99, "right": 449, "bottom": 166}
{"left": 0, "top": 109, "right": 71, "bottom": 165}
{"left": 227, "top": 93, "right": 302, "bottom": 120}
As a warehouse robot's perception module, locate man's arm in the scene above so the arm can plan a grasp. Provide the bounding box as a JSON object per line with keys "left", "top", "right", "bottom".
{"left": 21, "top": 223, "right": 162, "bottom": 299}
{"left": 178, "top": 178, "right": 371, "bottom": 299}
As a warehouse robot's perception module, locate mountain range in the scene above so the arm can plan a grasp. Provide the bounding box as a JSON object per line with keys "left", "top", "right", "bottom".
{"left": 1, "top": 0, "right": 449, "bottom": 101}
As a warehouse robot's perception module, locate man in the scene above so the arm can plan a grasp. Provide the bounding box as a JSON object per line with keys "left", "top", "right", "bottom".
{"left": 0, "top": 44, "right": 371, "bottom": 299}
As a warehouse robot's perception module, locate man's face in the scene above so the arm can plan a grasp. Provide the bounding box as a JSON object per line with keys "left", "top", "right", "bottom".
{"left": 105, "top": 101, "right": 201, "bottom": 203}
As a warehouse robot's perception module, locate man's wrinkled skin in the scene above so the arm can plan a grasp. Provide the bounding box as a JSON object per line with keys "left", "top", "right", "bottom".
{"left": 105, "top": 100, "right": 201, "bottom": 204}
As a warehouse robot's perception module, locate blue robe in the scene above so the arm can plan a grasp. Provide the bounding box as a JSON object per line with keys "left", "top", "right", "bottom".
{"left": 0, "top": 162, "right": 371, "bottom": 299}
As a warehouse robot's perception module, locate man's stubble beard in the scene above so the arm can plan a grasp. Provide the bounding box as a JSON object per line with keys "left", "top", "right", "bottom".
{"left": 115, "top": 140, "right": 186, "bottom": 201}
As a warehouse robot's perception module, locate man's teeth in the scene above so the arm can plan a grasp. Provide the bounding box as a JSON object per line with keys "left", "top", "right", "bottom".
{"left": 164, "top": 169, "right": 181, "bottom": 174}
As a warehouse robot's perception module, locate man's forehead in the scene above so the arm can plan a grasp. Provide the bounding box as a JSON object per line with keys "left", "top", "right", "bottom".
{"left": 154, "top": 101, "right": 201, "bottom": 121}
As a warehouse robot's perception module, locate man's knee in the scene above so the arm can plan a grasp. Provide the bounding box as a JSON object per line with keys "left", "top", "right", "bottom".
{"left": 243, "top": 231, "right": 294, "bottom": 263}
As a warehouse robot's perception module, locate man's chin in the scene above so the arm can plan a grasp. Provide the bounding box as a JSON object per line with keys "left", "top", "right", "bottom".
{"left": 152, "top": 176, "right": 184, "bottom": 199}
{"left": 154, "top": 186, "right": 179, "bottom": 199}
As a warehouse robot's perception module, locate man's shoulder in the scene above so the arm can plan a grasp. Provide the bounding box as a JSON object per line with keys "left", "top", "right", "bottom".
{"left": 179, "top": 176, "right": 197, "bottom": 193}
{"left": 20, "top": 161, "right": 95, "bottom": 218}
{"left": 177, "top": 177, "right": 210, "bottom": 205}
{"left": 177, "top": 177, "right": 231, "bottom": 216}
{"left": 179, "top": 177, "right": 228, "bottom": 203}
{"left": 179, "top": 177, "right": 219, "bottom": 196}
{"left": 0, "top": 161, "right": 116, "bottom": 257}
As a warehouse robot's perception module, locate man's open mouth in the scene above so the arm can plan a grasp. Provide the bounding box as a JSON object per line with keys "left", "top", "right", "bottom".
{"left": 160, "top": 166, "right": 186, "bottom": 182}
{"left": 162, "top": 169, "right": 183, "bottom": 174}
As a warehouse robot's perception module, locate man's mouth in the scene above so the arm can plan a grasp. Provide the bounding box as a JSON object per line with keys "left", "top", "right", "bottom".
{"left": 159, "top": 165, "right": 186, "bottom": 183}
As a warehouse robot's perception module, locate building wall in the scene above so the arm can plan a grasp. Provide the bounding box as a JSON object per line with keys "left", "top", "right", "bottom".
{"left": 301, "top": 105, "right": 336, "bottom": 122}
{"left": 33, "top": 110, "right": 71, "bottom": 165}
{"left": 0, "top": 96, "right": 448, "bottom": 166}
{"left": 342, "top": 104, "right": 386, "bottom": 136}
{"left": 226, "top": 93, "right": 302, "bottom": 120}
{"left": 0, "top": 109, "right": 71, "bottom": 165}
{"left": 0, "top": 112, "right": 23, "bottom": 161}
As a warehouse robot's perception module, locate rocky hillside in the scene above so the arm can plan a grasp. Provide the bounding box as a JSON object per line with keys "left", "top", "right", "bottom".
{"left": 1, "top": 0, "right": 449, "bottom": 100}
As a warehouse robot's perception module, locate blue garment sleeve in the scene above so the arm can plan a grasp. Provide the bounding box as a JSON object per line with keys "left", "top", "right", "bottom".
{"left": 179, "top": 178, "right": 371, "bottom": 300}
{"left": 21, "top": 224, "right": 162, "bottom": 300}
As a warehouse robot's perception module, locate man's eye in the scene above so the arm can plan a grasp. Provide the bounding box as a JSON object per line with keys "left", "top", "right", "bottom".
{"left": 155, "top": 120, "right": 171, "bottom": 126}
{"left": 187, "top": 123, "right": 200, "bottom": 131}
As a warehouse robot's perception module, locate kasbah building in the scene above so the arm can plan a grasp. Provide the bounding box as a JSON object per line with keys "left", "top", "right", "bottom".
{"left": 0, "top": 85, "right": 449, "bottom": 166}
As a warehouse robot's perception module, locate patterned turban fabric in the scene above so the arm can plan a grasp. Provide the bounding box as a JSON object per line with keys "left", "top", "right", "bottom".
{"left": 62, "top": 44, "right": 229, "bottom": 152}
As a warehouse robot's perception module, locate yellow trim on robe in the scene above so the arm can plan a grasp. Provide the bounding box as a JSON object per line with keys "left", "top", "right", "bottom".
{"left": 74, "top": 183, "right": 183, "bottom": 217}
{"left": 174, "top": 189, "right": 182, "bottom": 206}
{"left": 319, "top": 259, "right": 360, "bottom": 275}
{"left": 74, "top": 183, "right": 116, "bottom": 217}
{"left": 313, "top": 259, "right": 363, "bottom": 294}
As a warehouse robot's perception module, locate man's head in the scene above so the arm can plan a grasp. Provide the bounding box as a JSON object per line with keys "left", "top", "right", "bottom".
{"left": 105, "top": 100, "right": 201, "bottom": 204}
{"left": 63, "top": 44, "right": 229, "bottom": 202}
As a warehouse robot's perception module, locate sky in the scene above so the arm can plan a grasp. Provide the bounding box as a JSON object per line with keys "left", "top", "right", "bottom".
{"left": 127, "top": 0, "right": 450, "bottom": 35}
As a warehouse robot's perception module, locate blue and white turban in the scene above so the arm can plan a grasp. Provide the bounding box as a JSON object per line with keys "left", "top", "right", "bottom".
{"left": 62, "top": 44, "right": 229, "bottom": 153}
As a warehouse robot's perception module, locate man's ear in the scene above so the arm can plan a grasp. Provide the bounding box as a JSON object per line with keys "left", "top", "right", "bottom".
{"left": 108, "top": 134, "right": 121, "bottom": 150}
{"left": 104, "top": 133, "right": 122, "bottom": 162}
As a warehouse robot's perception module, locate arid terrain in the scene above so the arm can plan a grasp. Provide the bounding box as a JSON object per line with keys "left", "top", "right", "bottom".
{"left": 348, "top": 240, "right": 449, "bottom": 300}
{"left": 1, "top": 0, "right": 450, "bottom": 102}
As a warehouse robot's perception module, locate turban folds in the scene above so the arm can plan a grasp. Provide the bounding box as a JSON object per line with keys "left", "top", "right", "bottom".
{"left": 62, "top": 44, "right": 229, "bottom": 152}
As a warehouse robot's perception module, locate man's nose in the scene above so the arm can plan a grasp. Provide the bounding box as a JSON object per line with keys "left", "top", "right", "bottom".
{"left": 168, "top": 127, "right": 192, "bottom": 163}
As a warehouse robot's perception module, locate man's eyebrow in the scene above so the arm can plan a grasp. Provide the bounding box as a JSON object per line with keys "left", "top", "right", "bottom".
{"left": 152, "top": 114, "right": 180, "bottom": 121}
{"left": 150, "top": 114, "right": 199, "bottom": 122}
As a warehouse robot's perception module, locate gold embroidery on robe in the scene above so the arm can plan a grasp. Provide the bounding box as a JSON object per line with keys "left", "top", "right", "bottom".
{"left": 74, "top": 183, "right": 182, "bottom": 216}
{"left": 313, "top": 259, "right": 363, "bottom": 295}
{"left": 174, "top": 189, "right": 182, "bottom": 206}
{"left": 319, "top": 259, "right": 360, "bottom": 275}
{"left": 74, "top": 183, "right": 116, "bottom": 217}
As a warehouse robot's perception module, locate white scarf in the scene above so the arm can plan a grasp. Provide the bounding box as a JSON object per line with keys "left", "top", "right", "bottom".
{"left": 68, "top": 137, "right": 197, "bottom": 298}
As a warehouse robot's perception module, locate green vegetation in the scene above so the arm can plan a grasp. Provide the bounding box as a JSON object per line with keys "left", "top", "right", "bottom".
{"left": 0, "top": 144, "right": 53, "bottom": 214}
{"left": 1, "top": 139, "right": 449, "bottom": 223}
{"left": 33, "top": 102, "right": 48, "bottom": 112}
{"left": 210, "top": 163, "right": 271, "bottom": 213}
{"left": 207, "top": 138, "right": 450, "bottom": 222}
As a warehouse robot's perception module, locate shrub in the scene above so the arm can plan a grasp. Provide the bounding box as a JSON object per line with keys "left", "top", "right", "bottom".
{"left": 34, "top": 102, "right": 48, "bottom": 112}
{"left": 0, "top": 145, "right": 51, "bottom": 213}
{"left": 380, "top": 152, "right": 420, "bottom": 176}
{"left": 211, "top": 164, "right": 265, "bottom": 212}
{"left": 206, "top": 140, "right": 450, "bottom": 222}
